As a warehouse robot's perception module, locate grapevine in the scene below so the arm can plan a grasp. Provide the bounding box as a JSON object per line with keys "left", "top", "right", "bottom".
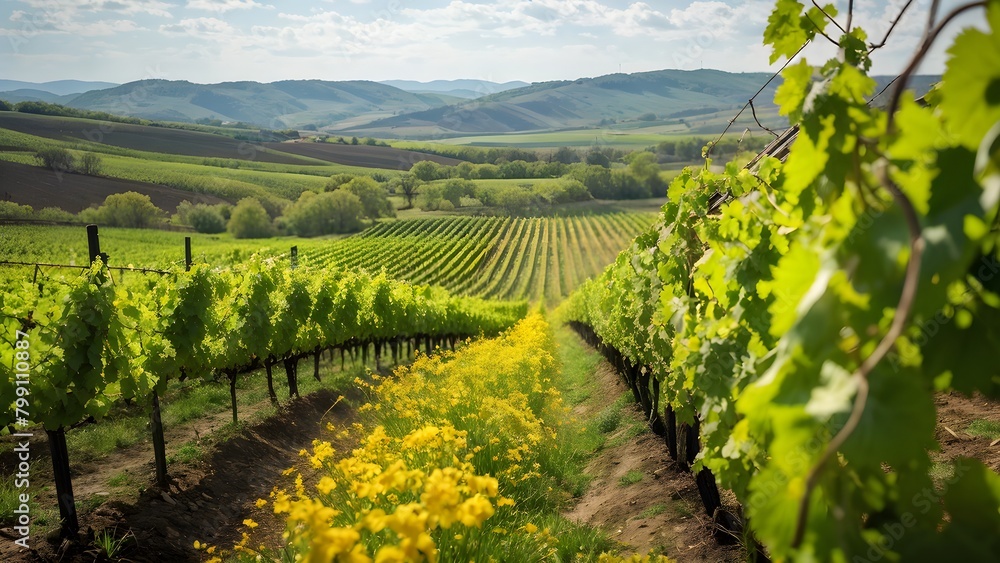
{"left": 563, "top": 0, "right": 1000, "bottom": 559}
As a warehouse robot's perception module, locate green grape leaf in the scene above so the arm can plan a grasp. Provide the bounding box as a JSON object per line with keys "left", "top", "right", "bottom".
{"left": 940, "top": 1, "right": 1000, "bottom": 150}
{"left": 775, "top": 60, "right": 815, "bottom": 121}
{"left": 840, "top": 363, "right": 936, "bottom": 471}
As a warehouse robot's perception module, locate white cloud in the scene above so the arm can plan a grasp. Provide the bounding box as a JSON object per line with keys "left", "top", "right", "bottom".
{"left": 18, "top": 0, "right": 173, "bottom": 18}
{"left": 186, "top": 0, "right": 270, "bottom": 13}
{"left": 160, "top": 17, "right": 235, "bottom": 36}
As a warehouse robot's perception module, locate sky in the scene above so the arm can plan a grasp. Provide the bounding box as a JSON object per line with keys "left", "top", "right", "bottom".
{"left": 0, "top": 0, "right": 982, "bottom": 86}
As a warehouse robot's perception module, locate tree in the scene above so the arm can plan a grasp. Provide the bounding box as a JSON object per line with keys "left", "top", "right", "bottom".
{"left": 410, "top": 160, "right": 443, "bottom": 182}
{"left": 35, "top": 147, "right": 75, "bottom": 173}
{"left": 626, "top": 151, "right": 665, "bottom": 197}
{"left": 418, "top": 184, "right": 445, "bottom": 211}
{"left": 533, "top": 179, "right": 590, "bottom": 204}
{"left": 97, "top": 192, "right": 165, "bottom": 228}
{"left": 552, "top": 146, "right": 580, "bottom": 164}
{"left": 340, "top": 177, "right": 395, "bottom": 221}
{"left": 0, "top": 99, "right": 12, "bottom": 111}
{"left": 77, "top": 153, "right": 102, "bottom": 176}
{"left": 325, "top": 173, "right": 355, "bottom": 192}
{"left": 498, "top": 160, "right": 529, "bottom": 179}
{"left": 441, "top": 179, "right": 474, "bottom": 208}
{"left": 283, "top": 190, "right": 364, "bottom": 236}
{"left": 495, "top": 186, "right": 537, "bottom": 214}
{"left": 186, "top": 205, "right": 227, "bottom": 233}
{"left": 570, "top": 164, "right": 612, "bottom": 197}
{"left": 228, "top": 197, "right": 275, "bottom": 238}
{"left": 391, "top": 174, "right": 422, "bottom": 209}
{"left": 585, "top": 150, "right": 612, "bottom": 168}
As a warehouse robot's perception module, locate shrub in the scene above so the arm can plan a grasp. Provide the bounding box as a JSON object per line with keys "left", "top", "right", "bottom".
{"left": 34, "top": 147, "right": 75, "bottom": 173}
{"left": 0, "top": 201, "right": 34, "bottom": 220}
{"left": 340, "top": 176, "right": 394, "bottom": 220}
{"left": 441, "top": 179, "right": 474, "bottom": 208}
{"left": 418, "top": 184, "right": 445, "bottom": 211}
{"left": 35, "top": 207, "right": 76, "bottom": 222}
{"left": 325, "top": 173, "right": 355, "bottom": 192}
{"left": 282, "top": 190, "right": 364, "bottom": 237}
{"left": 228, "top": 197, "right": 275, "bottom": 239}
{"left": 187, "top": 205, "right": 227, "bottom": 233}
{"left": 96, "top": 192, "right": 165, "bottom": 228}
{"left": 77, "top": 153, "right": 102, "bottom": 176}
{"left": 533, "top": 179, "right": 591, "bottom": 204}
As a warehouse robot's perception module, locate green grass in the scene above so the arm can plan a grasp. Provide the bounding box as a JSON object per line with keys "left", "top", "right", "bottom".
{"left": 967, "top": 419, "right": 1000, "bottom": 440}
{"left": 107, "top": 471, "right": 139, "bottom": 488}
{"left": 92, "top": 527, "right": 134, "bottom": 560}
{"left": 640, "top": 503, "right": 668, "bottom": 518}
{"left": 929, "top": 461, "right": 956, "bottom": 483}
{"left": 551, "top": 324, "right": 608, "bottom": 498}
{"left": 619, "top": 469, "right": 644, "bottom": 486}
{"left": 167, "top": 443, "right": 203, "bottom": 465}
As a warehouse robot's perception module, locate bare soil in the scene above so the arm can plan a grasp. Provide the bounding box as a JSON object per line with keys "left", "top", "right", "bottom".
{"left": 262, "top": 141, "right": 463, "bottom": 170}
{"left": 0, "top": 160, "right": 227, "bottom": 213}
{"left": 564, "top": 363, "right": 742, "bottom": 562}
{"left": 0, "top": 388, "right": 358, "bottom": 562}
{"left": 933, "top": 391, "right": 1000, "bottom": 473}
{"left": 0, "top": 112, "right": 308, "bottom": 165}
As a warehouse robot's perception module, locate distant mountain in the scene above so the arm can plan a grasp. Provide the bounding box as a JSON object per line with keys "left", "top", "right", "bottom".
{"left": 380, "top": 79, "right": 531, "bottom": 99}
{"left": 0, "top": 89, "right": 80, "bottom": 104}
{"left": 0, "top": 79, "right": 119, "bottom": 96}
{"left": 347, "top": 70, "right": 941, "bottom": 137}
{"left": 353, "top": 70, "right": 783, "bottom": 135}
{"left": 64, "top": 79, "right": 459, "bottom": 129}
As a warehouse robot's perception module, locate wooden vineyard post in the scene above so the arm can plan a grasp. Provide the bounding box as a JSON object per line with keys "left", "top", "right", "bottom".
{"left": 290, "top": 245, "right": 298, "bottom": 269}
{"left": 147, "top": 236, "right": 193, "bottom": 490}
{"left": 46, "top": 225, "right": 106, "bottom": 537}
{"left": 150, "top": 390, "right": 169, "bottom": 490}
{"left": 46, "top": 428, "right": 78, "bottom": 538}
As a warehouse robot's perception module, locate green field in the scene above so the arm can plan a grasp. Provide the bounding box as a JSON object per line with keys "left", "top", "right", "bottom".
{"left": 0, "top": 224, "right": 343, "bottom": 271}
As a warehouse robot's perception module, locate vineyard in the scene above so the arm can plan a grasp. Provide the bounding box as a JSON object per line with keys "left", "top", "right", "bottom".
{"left": 3, "top": 0, "right": 1000, "bottom": 561}
{"left": 310, "top": 213, "right": 655, "bottom": 304}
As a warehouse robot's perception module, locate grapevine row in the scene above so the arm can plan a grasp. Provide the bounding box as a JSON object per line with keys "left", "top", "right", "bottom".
{"left": 312, "top": 214, "right": 654, "bottom": 304}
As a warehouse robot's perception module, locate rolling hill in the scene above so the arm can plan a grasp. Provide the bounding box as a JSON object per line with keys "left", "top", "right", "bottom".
{"left": 0, "top": 79, "right": 119, "bottom": 96}
{"left": 61, "top": 79, "right": 460, "bottom": 129}
{"left": 342, "top": 70, "right": 941, "bottom": 138}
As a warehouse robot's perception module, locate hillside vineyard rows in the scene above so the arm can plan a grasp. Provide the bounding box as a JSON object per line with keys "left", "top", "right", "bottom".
{"left": 311, "top": 214, "right": 655, "bottom": 304}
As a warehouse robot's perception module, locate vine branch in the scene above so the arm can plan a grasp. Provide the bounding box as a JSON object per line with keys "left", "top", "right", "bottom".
{"left": 812, "top": 0, "right": 846, "bottom": 34}
{"left": 792, "top": 0, "right": 987, "bottom": 548}
{"left": 886, "top": 1, "right": 986, "bottom": 129}
{"left": 750, "top": 99, "right": 779, "bottom": 138}
{"left": 806, "top": 13, "right": 841, "bottom": 47}
{"left": 868, "top": 0, "right": 915, "bottom": 52}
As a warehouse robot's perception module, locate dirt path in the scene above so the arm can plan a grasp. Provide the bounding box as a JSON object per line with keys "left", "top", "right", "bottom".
{"left": 563, "top": 362, "right": 742, "bottom": 562}
{"left": 0, "top": 388, "right": 358, "bottom": 562}
{"left": 933, "top": 391, "right": 1000, "bottom": 473}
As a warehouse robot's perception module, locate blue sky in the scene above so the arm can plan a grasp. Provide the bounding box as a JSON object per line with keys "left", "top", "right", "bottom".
{"left": 0, "top": 1, "right": 979, "bottom": 85}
